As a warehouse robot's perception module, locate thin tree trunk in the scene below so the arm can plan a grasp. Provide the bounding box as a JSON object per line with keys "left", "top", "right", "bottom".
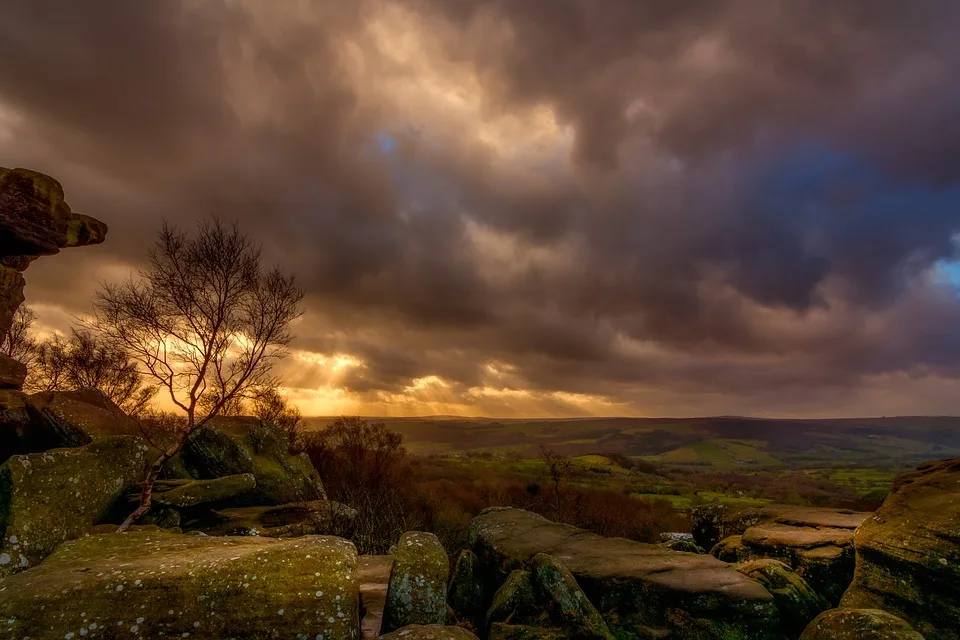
{"left": 118, "top": 427, "right": 193, "bottom": 532}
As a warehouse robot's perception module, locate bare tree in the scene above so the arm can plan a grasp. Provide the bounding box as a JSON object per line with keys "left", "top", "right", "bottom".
{"left": 94, "top": 217, "right": 304, "bottom": 530}
{"left": 539, "top": 445, "right": 574, "bottom": 523}
{"left": 1, "top": 305, "right": 38, "bottom": 370}
{"left": 30, "top": 329, "right": 155, "bottom": 415}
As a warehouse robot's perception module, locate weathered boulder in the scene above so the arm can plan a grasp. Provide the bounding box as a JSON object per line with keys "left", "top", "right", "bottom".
{"left": 204, "top": 500, "right": 357, "bottom": 537}
{"left": 705, "top": 505, "right": 869, "bottom": 605}
{"left": 711, "top": 534, "right": 745, "bottom": 562}
{"left": 840, "top": 457, "right": 960, "bottom": 640}
{"left": 486, "top": 569, "right": 538, "bottom": 629}
{"left": 693, "top": 503, "right": 870, "bottom": 552}
{"left": 182, "top": 415, "right": 326, "bottom": 505}
{"left": 382, "top": 531, "right": 450, "bottom": 633}
{"left": 146, "top": 473, "right": 257, "bottom": 508}
{"left": 0, "top": 355, "right": 25, "bottom": 390}
{"left": 449, "top": 549, "right": 485, "bottom": 628}
{"left": 469, "top": 507, "right": 778, "bottom": 639}
{"left": 380, "top": 625, "right": 479, "bottom": 640}
{"left": 528, "top": 553, "right": 614, "bottom": 640}
{"left": 800, "top": 609, "right": 925, "bottom": 640}
{"left": 24, "top": 388, "right": 141, "bottom": 449}
{"left": 0, "top": 167, "right": 108, "bottom": 259}
{"left": 0, "top": 530, "right": 361, "bottom": 640}
{"left": 738, "top": 522, "right": 856, "bottom": 605}
{"left": 0, "top": 435, "right": 147, "bottom": 576}
{"left": 736, "top": 559, "right": 829, "bottom": 636}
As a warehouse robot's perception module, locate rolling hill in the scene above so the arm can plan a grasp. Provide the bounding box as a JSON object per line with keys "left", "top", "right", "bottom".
{"left": 303, "top": 415, "right": 960, "bottom": 468}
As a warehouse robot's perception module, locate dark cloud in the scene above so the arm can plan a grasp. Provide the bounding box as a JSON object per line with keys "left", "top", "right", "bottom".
{"left": 2, "top": 0, "right": 960, "bottom": 415}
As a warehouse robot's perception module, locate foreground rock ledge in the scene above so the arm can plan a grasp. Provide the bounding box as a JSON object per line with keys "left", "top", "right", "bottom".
{"left": 467, "top": 507, "right": 779, "bottom": 639}
{"left": 0, "top": 530, "right": 360, "bottom": 640}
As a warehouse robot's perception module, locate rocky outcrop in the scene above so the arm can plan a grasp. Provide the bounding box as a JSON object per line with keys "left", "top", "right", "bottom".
{"left": 0, "top": 168, "right": 108, "bottom": 392}
{"left": 0, "top": 435, "right": 147, "bottom": 576}
{"left": 0, "top": 529, "right": 361, "bottom": 640}
{"left": 382, "top": 531, "right": 450, "bottom": 633}
{"left": 380, "top": 626, "right": 480, "bottom": 640}
{"left": 800, "top": 609, "right": 925, "bottom": 640}
{"left": 182, "top": 415, "right": 326, "bottom": 505}
{"left": 466, "top": 507, "right": 779, "bottom": 639}
{"left": 735, "top": 559, "right": 829, "bottom": 636}
{"left": 840, "top": 457, "right": 960, "bottom": 639}
{"left": 708, "top": 505, "right": 870, "bottom": 605}
{"left": 0, "top": 167, "right": 108, "bottom": 259}
{"left": 693, "top": 503, "right": 870, "bottom": 552}
{"left": 23, "top": 388, "right": 141, "bottom": 449}
{"left": 204, "top": 500, "right": 357, "bottom": 537}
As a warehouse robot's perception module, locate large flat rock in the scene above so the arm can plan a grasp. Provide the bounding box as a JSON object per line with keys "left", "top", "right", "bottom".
{"left": 468, "top": 508, "right": 779, "bottom": 639}
{"left": 0, "top": 530, "right": 361, "bottom": 640}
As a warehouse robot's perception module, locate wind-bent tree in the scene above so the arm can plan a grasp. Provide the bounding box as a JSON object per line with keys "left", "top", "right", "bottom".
{"left": 31, "top": 329, "right": 155, "bottom": 415}
{"left": 94, "top": 217, "right": 304, "bottom": 530}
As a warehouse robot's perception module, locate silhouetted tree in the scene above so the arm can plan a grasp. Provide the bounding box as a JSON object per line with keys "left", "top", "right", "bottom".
{"left": 539, "top": 445, "right": 573, "bottom": 522}
{"left": 94, "top": 217, "right": 304, "bottom": 530}
{"left": 31, "top": 329, "right": 155, "bottom": 415}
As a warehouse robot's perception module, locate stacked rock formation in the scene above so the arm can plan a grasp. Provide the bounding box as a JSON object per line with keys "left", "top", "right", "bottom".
{"left": 0, "top": 167, "right": 107, "bottom": 389}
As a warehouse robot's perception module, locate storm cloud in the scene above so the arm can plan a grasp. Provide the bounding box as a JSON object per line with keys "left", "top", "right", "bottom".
{"left": 2, "top": 0, "right": 960, "bottom": 416}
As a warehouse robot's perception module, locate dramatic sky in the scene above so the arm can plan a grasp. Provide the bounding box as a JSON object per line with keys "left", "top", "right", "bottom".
{"left": 2, "top": 0, "right": 960, "bottom": 417}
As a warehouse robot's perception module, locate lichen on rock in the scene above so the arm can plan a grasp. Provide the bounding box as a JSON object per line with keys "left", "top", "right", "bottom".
{"left": 382, "top": 531, "right": 450, "bottom": 633}
{"left": 0, "top": 435, "right": 147, "bottom": 576}
{"left": 0, "top": 530, "right": 361, "bottom": 640}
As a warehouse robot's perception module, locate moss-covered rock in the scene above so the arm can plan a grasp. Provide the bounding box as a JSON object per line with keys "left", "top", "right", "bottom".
{"left": 736, "top": 559, "right": 829, "bottom": 636}
{"left": 486, "top": 569, "right": 539, "bottom": 629}
{"left": 0, "top": 530, "right": 360, "bottom": 640}
{"left": 204, "top": 500, "right": 357, "bottom": 537}
{"left": 529, "top": 553, "right": 614, "bottom": 640}
{"left": 840, "top": 457, "right": 960, "bottom": 640}
{"left": 24, "top": 388, "right": 141, "bottom": 449}
{"left": 182, "top": 415, "right": 326, "bottom": 505}
{"left": 0, "top": 435, "right": 147, "bottom": 576}
{"left": 149, "top": 473, "right": 257, "bottom": 508}
{"left": 383, "top": 531, "right": 450, "bottom": 633}
{"left": 449, "top": 549, "right": 486, "bottom": 628}
{"left": 469, "top": 507, "right": 778, "bottom": 639}
{"left": 800, "top": 609, "right": 925, "bottom": 640}
{"left": 380, "top": 625, "right": 479, "bottom": 640}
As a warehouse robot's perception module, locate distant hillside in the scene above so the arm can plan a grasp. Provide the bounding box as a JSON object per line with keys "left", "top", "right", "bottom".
{"left": 302, "top": 415, "right": 960, "bottom": 468}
